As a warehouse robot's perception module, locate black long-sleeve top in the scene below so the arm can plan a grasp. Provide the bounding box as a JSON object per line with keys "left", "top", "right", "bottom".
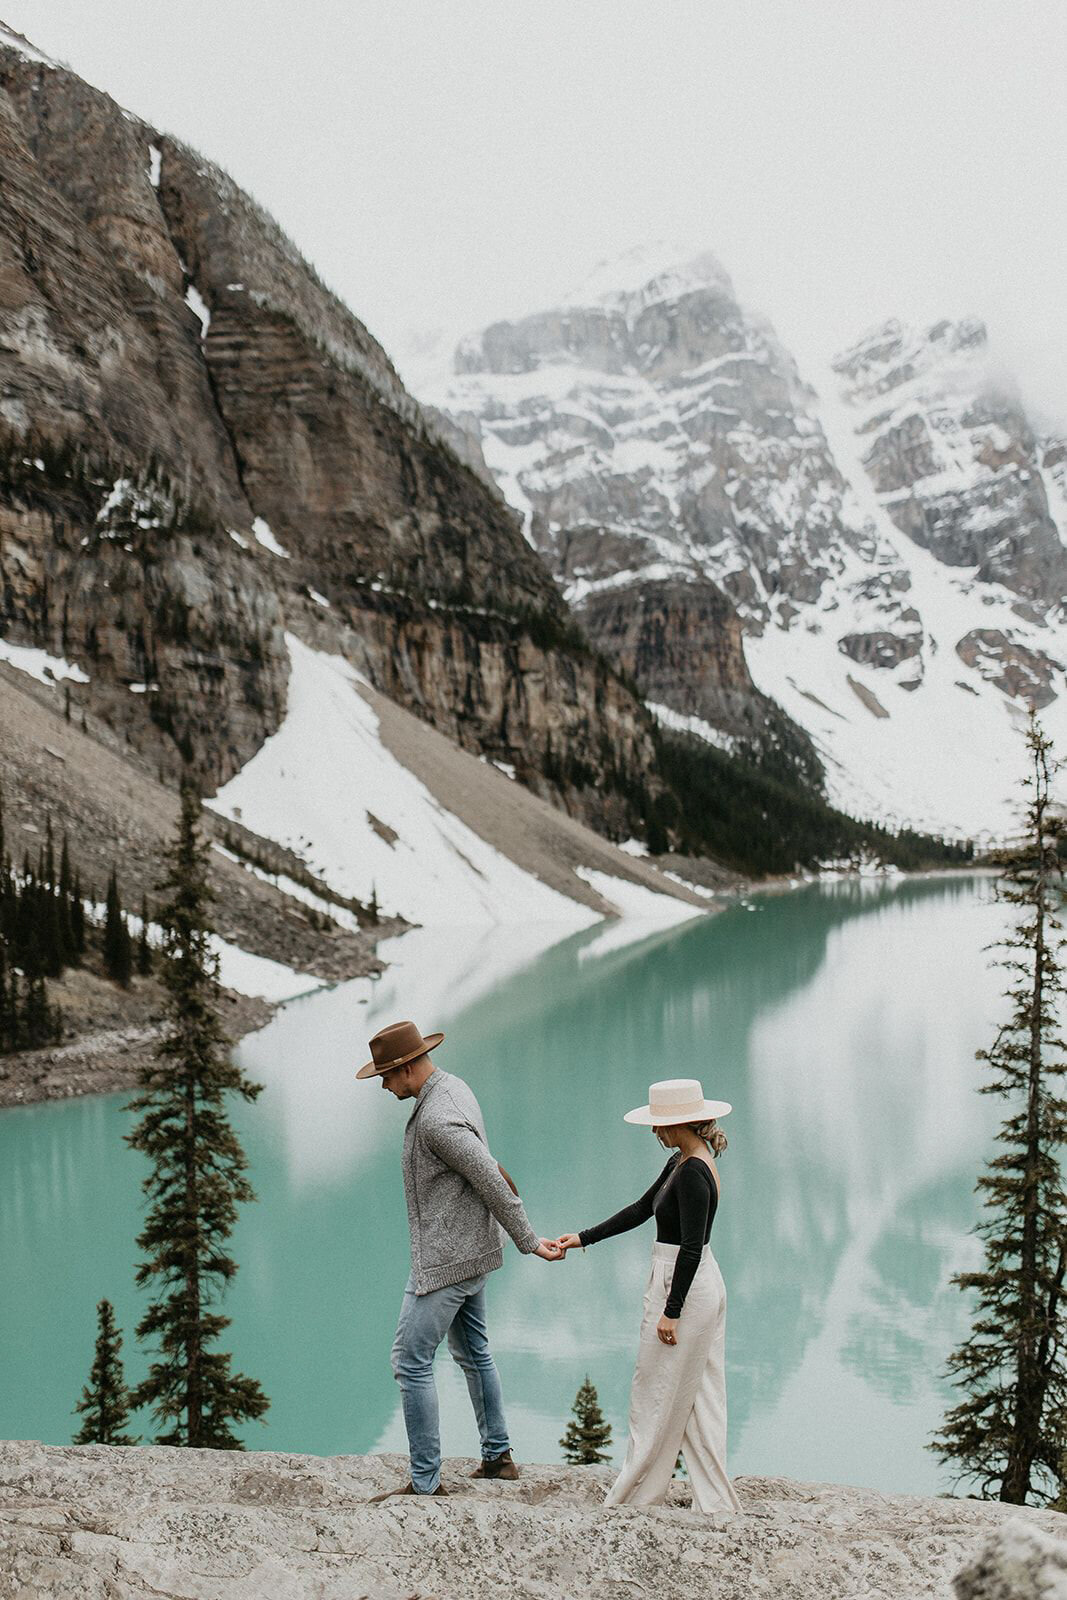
{"left": 578, "top": 1153, "right": 718, "bottom": 1318}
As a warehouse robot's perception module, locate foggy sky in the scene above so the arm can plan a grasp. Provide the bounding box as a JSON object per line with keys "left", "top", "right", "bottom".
{"left": 7, "top": 1, "right": 1066, "bottom": 422}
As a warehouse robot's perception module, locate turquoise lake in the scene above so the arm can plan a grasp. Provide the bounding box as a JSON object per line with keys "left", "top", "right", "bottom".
{"left": 1, "top": 875, "right": 1013, "bottom": 1493}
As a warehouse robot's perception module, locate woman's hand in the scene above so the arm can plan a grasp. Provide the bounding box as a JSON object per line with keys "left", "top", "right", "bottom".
{"left": 555, "top": 1233, "right": 583, "bottom": 1253}
{"left": 657, "top": 1315, "right": 679, "bottom": 1346}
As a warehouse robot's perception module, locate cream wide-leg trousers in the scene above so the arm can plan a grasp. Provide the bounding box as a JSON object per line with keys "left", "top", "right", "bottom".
{"left": 605, "top": 1242, "right": 742, "bottom": 1515}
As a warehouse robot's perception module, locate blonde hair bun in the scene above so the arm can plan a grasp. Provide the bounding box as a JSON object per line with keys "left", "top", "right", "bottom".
{"left": 690, "top": 1117, "right": 728, "bottom": 1155}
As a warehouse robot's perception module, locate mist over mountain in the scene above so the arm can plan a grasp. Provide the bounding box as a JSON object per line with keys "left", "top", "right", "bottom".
{"left": 420, "top": 247, "right": 1067, "bottom": 837}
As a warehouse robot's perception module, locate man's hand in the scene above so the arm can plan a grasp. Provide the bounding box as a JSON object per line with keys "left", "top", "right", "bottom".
{"left": 657, "top": 1315, "right": 679, "bottom": 1346}
{"left": 535, "top": 1238, "right": 565, "bottom": 1261}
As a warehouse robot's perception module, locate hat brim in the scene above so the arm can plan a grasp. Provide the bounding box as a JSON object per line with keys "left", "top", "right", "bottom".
{"left": 356, "top": 1031, "right": 444, "bottom": 1080}
{"left": 623, "top": 1098, "right": 732, "bottom": 1126}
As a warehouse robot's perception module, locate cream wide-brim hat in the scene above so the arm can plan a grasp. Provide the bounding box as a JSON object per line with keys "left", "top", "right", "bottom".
{"left": 623, "top": 1077, "right": 732, "bottom": 1127}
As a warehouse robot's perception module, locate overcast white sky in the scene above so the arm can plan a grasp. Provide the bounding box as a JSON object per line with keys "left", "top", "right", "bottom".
{"left": 7, "top": 1, "right": 1067, "bottom": 420}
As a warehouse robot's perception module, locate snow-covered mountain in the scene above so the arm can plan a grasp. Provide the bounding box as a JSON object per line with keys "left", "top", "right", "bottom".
{"left": 419, "top": 248, "right": 1067, "bottom": 838}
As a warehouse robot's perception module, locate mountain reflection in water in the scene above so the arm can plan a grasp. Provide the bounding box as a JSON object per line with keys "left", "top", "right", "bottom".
{"left": 0, "top": 876, "right": 1006, "bottom": 1492}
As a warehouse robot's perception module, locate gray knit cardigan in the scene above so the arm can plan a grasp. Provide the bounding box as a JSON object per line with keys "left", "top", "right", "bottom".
{"left": 401, "top": 1069, "right": 540, "bottom": 1293}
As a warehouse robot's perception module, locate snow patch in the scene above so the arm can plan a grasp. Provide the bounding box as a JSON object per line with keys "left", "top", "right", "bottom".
{"left": 147, "top": 144, "right": 161, "bottom": 189}
{"left": 207, "top": 635, "right": 603, "bottom": 929}
{"left": 251, "top": 517, "right": 290, "bottom": 558}
{"left": 647, "top": 701, "right": 734, "bottom": 752}
{"left": 211, "top": 938, "right": 322, "bottom": 1002}
{"left": 86, "top": 896, "right": 318, "bottom": 1003}
{"left": 184, "top": 282, "right": 211, "bottom": 339}
{"left": 213, "top": 844, "right": 362, "bottom": 934}
{"left": 0, "top": 638, "right": 89, "bottom": 685}
{"left": 574, "top": 867, "right": 704, "bottom": 958}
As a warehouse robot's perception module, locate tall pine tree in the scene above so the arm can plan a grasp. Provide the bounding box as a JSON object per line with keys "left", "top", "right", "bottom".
{"left": 73, "top": 1299, "right": 137, "bottom": 1445}
{"left": 104, "top": 869, "right": 132, "bottom": 986}
{"left": 137, "top": 895, "right": 153, "bottom": 977}
{"left": 932, "top": 714, "right": 1067, "bottom": 1504}
{"left": 127, "top": 786, "right": 269, "bottom": 1447}
{"left": 561, "top": 1376, "right": 613, "bottom": 1465}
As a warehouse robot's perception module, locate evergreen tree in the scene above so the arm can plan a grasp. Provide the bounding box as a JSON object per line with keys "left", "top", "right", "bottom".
{"left": 5, "top": 967, "right": 19, "bottom": 1051}
{"left": 0, "top": 942, "right": 11, "bottom": 1052}
{"left": 58, "top": 833, "right": 75, "bottom": 965}
{"left": 19, "top": 971, "right": 59, "bottom": 1048}
{"left": 103, "top": 869, "right": 132, "bottom": 986}
{"left": 39, "top": 875, "right": 64, "bottom": 978}
{"left": 137, "top": 895, "right": 153, "bottom": 976}
{"left": 561, "top": 1376, "right": 613, "bottom": 1465}
{"left": 932, "top": 715, "right": 1067, "bottom": 1504}
{"left": 73, "top": 1299, "right": 138, "bottom": 1445}
{"left": 126, "top": 786, "right": 269, "bottom": 1448}
{"left": 70, "top": 873, "right": 85, "bottom": 957}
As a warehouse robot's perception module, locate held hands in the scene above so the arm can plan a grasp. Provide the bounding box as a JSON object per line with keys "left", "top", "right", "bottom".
{"left": 534, "top": 1233, "right": 581, "bottom": 1261}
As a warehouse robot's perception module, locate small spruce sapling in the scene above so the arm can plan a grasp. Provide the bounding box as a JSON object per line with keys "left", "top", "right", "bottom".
{"left": 561, "top": 1376, "right": 613, "bottom": 1465}
{"left": 73, "top": 1299, "right": 138, "bottom": 1445}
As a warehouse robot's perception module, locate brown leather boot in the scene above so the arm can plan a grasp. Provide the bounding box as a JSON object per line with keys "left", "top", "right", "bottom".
{"left": 368, "top": 1481, "right": 449, "bottom": 1501}
{"left": 471, "top": 1449, "right": 520, "bottom": 1481}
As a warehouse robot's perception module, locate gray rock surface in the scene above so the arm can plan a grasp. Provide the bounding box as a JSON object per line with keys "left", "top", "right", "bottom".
{"left": 2, "top": 1442, "right": 1065, "bottom": 1600}
{"left": 953, "top": 1517, "right": 1067, "bottom": 1600}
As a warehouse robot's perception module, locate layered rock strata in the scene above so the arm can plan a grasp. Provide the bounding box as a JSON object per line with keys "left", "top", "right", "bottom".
{"left": 421, "top": 245, "right": 1067, "bottom": 834}
{"left": 0, "top": 30, "right": 657, "bottom": 833}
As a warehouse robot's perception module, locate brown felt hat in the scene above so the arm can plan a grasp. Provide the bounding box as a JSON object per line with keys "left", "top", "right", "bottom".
{"left": 356, "top": 1019, "right": 445, "bottom": 1080}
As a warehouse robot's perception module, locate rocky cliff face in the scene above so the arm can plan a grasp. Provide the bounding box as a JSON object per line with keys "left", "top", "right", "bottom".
{"left": 432, "top": 246, "right": 857, "bottom": 778}
{"left": 0, "top": 27, "right": 657, "bottom": 834}
{"left": 422, "top": 246, "right": 1067, "bottom": 837}
{"left": 832, "top": 318, "right": 1067, "bottom": 605}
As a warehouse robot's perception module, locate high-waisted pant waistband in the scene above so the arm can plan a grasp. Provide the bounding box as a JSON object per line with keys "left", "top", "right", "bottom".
{"left": 651, "top": 1241, "right": 711, "bottom": 1262}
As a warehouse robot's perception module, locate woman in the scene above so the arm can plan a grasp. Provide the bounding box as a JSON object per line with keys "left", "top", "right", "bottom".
{"left": 556, "top": 1077, "right": 742, "bottom": 1516}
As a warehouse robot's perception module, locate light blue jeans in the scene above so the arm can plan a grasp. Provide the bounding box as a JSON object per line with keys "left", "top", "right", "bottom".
{"left": 390, "top": 1270, "right": 511, "bottom": 1493}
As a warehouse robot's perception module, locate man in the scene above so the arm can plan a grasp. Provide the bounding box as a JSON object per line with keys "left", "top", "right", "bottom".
{"left": 358, "top": 1019, "right": 562, "bottom": 1497}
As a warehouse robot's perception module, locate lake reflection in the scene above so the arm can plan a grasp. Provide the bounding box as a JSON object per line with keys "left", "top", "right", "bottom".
{"left": 0, "top": 876, "right": 1009, "bottom": 1492}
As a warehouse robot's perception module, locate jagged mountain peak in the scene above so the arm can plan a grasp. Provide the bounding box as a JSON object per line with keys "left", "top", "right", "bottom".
{"left": 452, "top": 241, "right": 745, "bottom": 381}
{"left": 559, "top": 242, "right": 735, "bottom": 313}
{"left": 0, "top": 20, "right": 60, "bottom": 70}
{"left": 831, "top": 314, "right": 997, "bottom": 406}
{"left": 417, "top": 247, "right": 1067, "bottom": 838}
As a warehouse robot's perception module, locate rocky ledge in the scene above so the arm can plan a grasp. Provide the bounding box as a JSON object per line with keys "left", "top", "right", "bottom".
{"left": 1, "top": 1443, "right": 1065, "bottom": 1600}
